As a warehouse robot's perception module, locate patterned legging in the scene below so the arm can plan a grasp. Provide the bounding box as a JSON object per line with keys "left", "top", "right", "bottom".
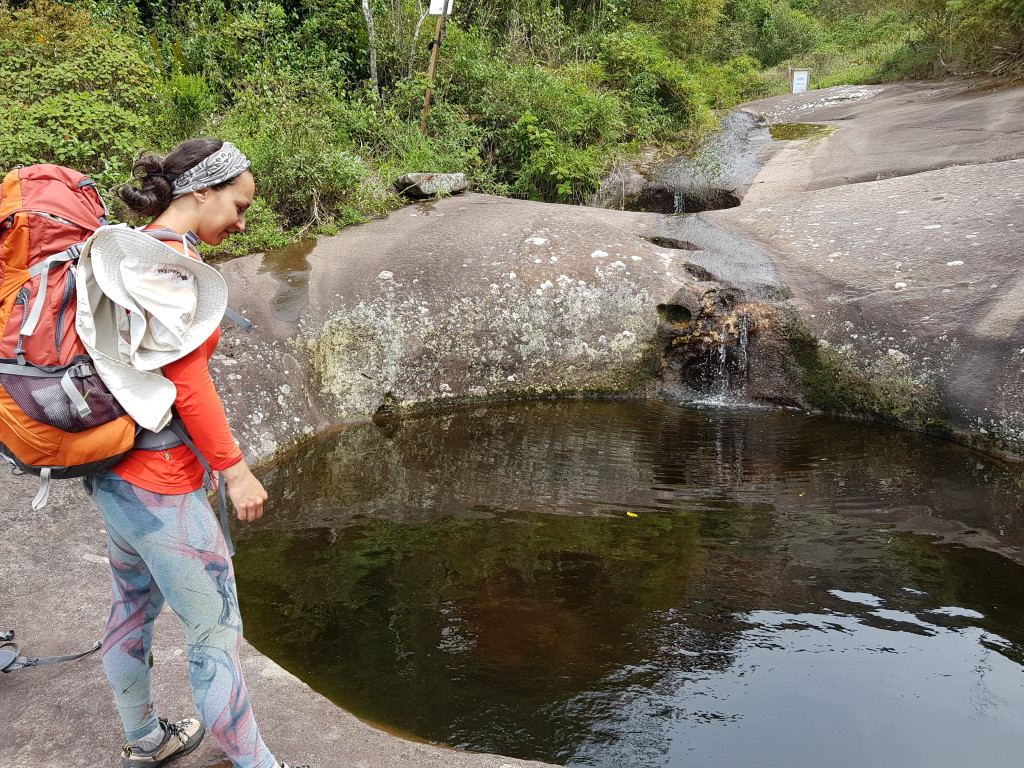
{"left": 85, "top": 471, "right": 277, "bottom": 768}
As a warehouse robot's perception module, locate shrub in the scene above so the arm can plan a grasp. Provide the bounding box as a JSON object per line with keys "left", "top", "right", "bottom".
{"left": 443, "top": 28, "right": 624, "bottom": 147}
{"left": 755, "top": 1, "right": 824, "bottom": 67}
{"left": 597, "top": 26, "right": 718, "bottom": 134}
{"left": 0, "top": 0, "right": 158, "bottom": 190}
{"left": 154, "top": 73, "right": 219, "bottom": 143}
{"left": 145, "top": 0, "right": 364, "bottom": 95}
{"left": 904, "top": 0, "right": 1024, "bottom": 74}
{"left": 510, "top": 112, "right": 607, "bottom": 201}
{"left": 0, "top": 90, "right": 150, "bottom": 177}
{"left": 435, "top": 27, "right": 626, "bottom": 200}
{"left": 218, "top": 84, "right": 383, "bottom": 230}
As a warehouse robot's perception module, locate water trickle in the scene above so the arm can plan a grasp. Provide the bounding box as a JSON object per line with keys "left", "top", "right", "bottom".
{"left": 736, "top": 315, "right": 750, "bottom": 396}
{"left": 706, "top": 322, "right": 736, "bottom": 401}
{"left": 682, "top": 313, "right": 754, "bottom": 405}
{"left": 654, "top": 111, "right": 771, "bottom": 213}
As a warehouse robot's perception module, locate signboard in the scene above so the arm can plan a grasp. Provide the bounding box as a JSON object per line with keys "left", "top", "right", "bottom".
{"left": 429, "top": 0, "right": 454, "bottom": 13}
{"left": 792, "top": 69, "right": 810, "bottom": 94}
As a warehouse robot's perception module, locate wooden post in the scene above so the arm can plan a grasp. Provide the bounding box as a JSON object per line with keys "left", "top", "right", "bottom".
{"left": 419, "top": 11, "right": 446, "bottom": 136}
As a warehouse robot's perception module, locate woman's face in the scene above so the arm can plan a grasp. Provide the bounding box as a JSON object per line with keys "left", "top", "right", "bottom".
{"left": 195, "top": 170, "right": 255, "bottom": 246}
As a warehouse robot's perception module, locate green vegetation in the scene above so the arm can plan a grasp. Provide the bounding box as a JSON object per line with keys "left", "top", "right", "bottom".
{"left": 1, "top": 0, "right": 1020, "bottom": 253}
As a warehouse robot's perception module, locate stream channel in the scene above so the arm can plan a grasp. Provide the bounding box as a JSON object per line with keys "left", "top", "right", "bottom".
{"left": 235, "top": 400, "right": 1024, "bottom": 768}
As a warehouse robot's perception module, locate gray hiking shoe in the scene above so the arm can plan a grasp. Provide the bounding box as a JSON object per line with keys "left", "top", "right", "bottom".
{"left": 121, "top": 717, "right": 205, "bottom": 767}
{"left": 278, "top": 763, "right": 312, "bottom": 768}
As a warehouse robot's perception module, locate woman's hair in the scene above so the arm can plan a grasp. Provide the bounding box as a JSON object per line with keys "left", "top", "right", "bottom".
{"left": 118, "top": 137, "right": 244, "bottom": 218}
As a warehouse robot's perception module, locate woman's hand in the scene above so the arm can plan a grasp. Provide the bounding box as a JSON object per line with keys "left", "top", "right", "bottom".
{"left": 218, "top": 459, "right": 268, "bottom": 522}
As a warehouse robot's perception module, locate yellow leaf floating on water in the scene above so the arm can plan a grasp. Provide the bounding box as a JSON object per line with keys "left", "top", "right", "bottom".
{"left": 626, "top": 512, "right": 638, "bottom": 518}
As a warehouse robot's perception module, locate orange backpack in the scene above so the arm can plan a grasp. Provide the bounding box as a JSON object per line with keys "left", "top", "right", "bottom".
{"left": 0, "top": 165, "right": 136, "bottom": 507}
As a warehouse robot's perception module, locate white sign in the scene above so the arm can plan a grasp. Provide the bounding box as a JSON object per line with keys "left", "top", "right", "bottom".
{"left": 429, "top": 0, "right": 454, "bottom": 13}
{"left": 792, "top": 69, "right": 810, "bottom": 94}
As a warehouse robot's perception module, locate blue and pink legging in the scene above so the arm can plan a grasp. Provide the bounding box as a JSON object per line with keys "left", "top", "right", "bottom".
{"left": 85, "top": 470, "right": 277, "bottom": 768}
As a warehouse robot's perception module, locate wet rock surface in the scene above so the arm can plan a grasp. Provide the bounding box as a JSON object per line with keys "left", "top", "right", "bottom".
{"left": 652, "top": 110, "right": 770, "bottom": 212}
{"left": 711, "top": 156, "right": 1024, "bottom": 456}
{"left": 704, "top": 80, "right": 1024, "bottom": 456}
{"left": 595, "top": 112, "right": 769, "bottom": 213}
{"left": 742, "top": 80, "right": 1024, "bottom": 199}
{"left": 212, "top": 196, "right": 707, "bottom": 464}
{"left": 580, "top": 80, "right": 1024, "bottom": 454}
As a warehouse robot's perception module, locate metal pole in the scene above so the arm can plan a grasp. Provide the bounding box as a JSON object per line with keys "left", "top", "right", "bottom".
{"left": 419, "top": 12, "right": 446, "bottom": 136}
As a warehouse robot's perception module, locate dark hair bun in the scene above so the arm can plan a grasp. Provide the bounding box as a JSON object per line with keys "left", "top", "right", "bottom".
{"left": 119, "top": 152, "right": 174, "bottom": 218}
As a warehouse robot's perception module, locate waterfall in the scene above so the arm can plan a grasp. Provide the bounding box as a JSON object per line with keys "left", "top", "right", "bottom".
{"left": 695, "top": 315, "right": 752, "bottom": 405}
{"left": 736, "top": 315, "right": 750, "bottom": 396}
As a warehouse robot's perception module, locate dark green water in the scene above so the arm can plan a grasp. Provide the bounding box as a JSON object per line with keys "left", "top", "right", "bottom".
{"left": 768, "top": 122, "right": 838, "bottom": 141}
{"left": 234, "top": 401, "right": 1024, "bottom": 768}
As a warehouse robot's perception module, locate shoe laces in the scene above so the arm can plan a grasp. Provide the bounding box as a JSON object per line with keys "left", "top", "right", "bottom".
{"left": 164, "top": 720, "right": 189, "bottom": 741}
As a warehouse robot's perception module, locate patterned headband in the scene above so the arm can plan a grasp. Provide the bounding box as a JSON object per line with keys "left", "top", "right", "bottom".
{"left": 171, "top": 141, "right": 251, "bottom": 199}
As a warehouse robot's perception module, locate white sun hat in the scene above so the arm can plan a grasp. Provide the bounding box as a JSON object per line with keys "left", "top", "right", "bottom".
{"left": 75, "top": 225, "right": 229, "bottom": 432}
{"left": 88, "top": 226, "right": 228, "bottom": 369}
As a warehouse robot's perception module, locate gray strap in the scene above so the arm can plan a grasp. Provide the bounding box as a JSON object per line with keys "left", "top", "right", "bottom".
{"left": 142, "top": 227, "right": 201, "bottom": 254}
{"left": 1, "top": 639, "right": 101, "bottom": 672}
{"left": 0, "top": 362, "right": 96, "bottom": 378}
{"left": 224, "top": 308, "right": 254, "bottom": 333}
{"left": 77, "top": 178, "right": 110, "bottom": 222}
{"left": 22, "top": 249, "right": 80, "bottom": 338}
{"left": 21, "top": 267, "right": 50, "bottom": 339}
{"left": 27, "top": 248, "right": 78, "bottom": 279}
{"left": 217, "top": 482, "right": 231, "bottom": 555}
{"left": 134, "top": 426, "right": 185, "bottom": 451}
{"left": 31, "top": 468, "right": 51, "bottom": 510}
{"left": 0, "top": 642, "right": 20, "bottom": 672}
{"left": 166, "top": 421, "right": 235, "bottom": 556}
{"left": 60, "top": 369, "right": 92, "bottom": 418}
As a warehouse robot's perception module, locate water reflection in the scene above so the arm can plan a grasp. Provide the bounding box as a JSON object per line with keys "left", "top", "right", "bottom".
{"left": 256, "top": 238, "right": 315, "bottom": 322}
{"left": 235, "top": 401, "right": 1024, "bottom": 767}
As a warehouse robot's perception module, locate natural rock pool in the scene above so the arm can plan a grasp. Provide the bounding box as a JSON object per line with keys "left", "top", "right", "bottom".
{"left": 235, "top": 400, "right": 1024, "bottom": 768}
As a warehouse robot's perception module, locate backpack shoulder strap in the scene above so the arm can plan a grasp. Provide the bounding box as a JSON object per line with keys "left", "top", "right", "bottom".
{"left": 223, "top": 307, "right": 254, "bottom": 333}
{"left": 139, "top": 226, "right": 201, "bottom": 255}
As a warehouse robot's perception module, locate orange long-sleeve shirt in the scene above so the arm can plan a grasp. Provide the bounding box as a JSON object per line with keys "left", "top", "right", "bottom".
{"left": 112, "top": 232, "right": 243, "bottom": 493}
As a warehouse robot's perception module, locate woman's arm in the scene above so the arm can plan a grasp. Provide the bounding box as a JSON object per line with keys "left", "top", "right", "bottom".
{"left": 163, "top": 334, "right": 268, "bottom": 520}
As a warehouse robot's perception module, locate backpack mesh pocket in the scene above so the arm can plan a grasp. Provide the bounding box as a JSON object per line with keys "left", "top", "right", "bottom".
{"left": 0, "top": 354, "right": 127, "bottom": 432}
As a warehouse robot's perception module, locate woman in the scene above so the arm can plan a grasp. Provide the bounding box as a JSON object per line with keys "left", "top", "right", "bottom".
{"left": 85, "top": 138, "right": 310, "bottom": 768}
